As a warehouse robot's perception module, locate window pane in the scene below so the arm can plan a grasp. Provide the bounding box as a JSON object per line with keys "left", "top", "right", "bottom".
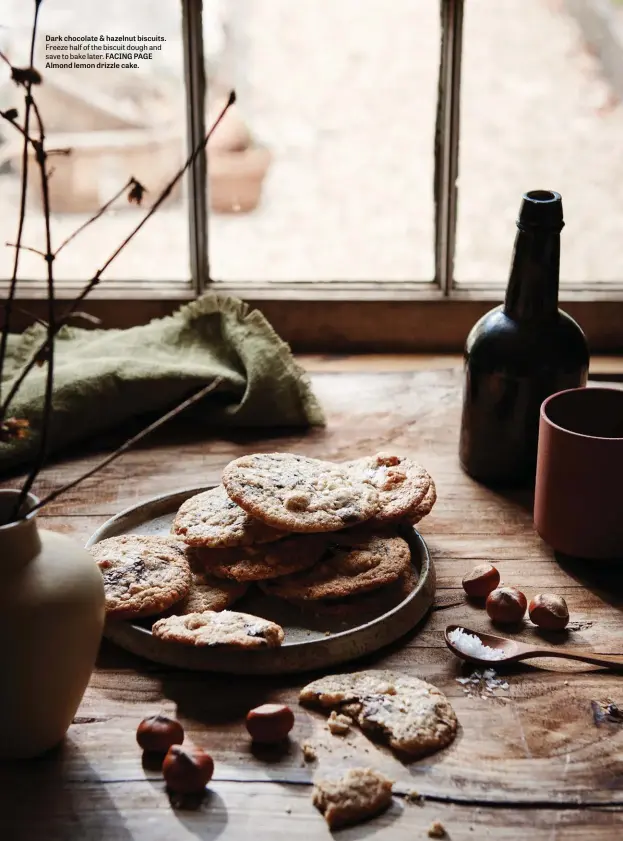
{"left": 455, "top": 0, "right": 623, "bottom": 286}
{"left": 0, "top": 0, "right": 190, "bottom": 283}
{"left": 207, "top": 0, "right": 438, "bottom": 282}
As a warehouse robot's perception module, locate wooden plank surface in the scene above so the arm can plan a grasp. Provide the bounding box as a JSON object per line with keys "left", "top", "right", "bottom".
{"left": 2, "top": 366, "right": 623, "bottom": 839}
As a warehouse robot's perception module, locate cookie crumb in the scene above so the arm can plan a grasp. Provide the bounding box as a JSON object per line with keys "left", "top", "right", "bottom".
{"left": 404, "top": 789, "right": 423, "bottom": 804}
{"left": 428, "top": 820, "right": 446, "bottom": 838}
{"left": 327, "top": 711, "right": 353, "bottom": 736}
{"left": 302, "top": 741, "right": 317, "bottom": 761}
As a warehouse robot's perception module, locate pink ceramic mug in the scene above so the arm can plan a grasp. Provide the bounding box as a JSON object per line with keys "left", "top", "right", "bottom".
{"left": 534, "top": 387, "right": 623, "bottom": 559}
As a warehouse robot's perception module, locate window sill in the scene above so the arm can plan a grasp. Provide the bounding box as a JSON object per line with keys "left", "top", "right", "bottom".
{"left": 6, "top": 282, "right": 623, "bottom": 353}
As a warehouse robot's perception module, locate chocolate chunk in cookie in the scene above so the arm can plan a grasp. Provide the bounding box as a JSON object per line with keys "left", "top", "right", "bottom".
{"left": 91, "top": 535, "right": 191, "bottom": 620}
{"left": 222, "top": 453, "right": 380, "bottom": 533}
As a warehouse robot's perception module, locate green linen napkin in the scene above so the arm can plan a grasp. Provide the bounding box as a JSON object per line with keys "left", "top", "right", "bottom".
{"left": 0, "top": 294, "right": 325, "bottom": 474}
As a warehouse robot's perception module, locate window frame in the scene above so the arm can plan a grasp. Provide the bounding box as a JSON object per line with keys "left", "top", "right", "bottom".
{"left": 2, "top": 0, "right": 623, "bottom": 352}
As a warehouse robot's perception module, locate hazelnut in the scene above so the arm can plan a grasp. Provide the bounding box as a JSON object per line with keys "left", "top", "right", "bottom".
{"left": 246, "top": 703, "right": 295, "bottom": 743}
{"left": 136, "top": 715, "right": 184, "bottom": 753}
{"left": 462, "top": 563, "right": 500, "bottom": 598}
{"left": 486, "top": 587, "right": 527, "bottom": 624}
{"left": 162, "top": 745, "right": 214, "bottom": 794}
{"left": 529, "top": 594, "right": 569, "bottom": 630}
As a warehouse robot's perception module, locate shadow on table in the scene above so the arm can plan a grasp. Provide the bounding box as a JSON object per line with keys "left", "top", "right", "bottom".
{"left": 0, "top": 740, "right": 131, "bottom": 841}
{"left": 555, "top": 552, "right": 623, "bottom": 612}
{"left": 166, "top": 789, "right": 229, "bottom": 841}
{"left": 330, "top": 798, "right": 404, "bottom": 840}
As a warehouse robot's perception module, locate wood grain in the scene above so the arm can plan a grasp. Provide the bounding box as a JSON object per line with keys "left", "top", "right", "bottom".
{"left": 2, "top": 366, "right": 623, "bottom": 839}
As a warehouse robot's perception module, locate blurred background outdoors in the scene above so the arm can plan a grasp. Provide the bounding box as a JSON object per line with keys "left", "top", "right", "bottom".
{"left": 1, "top": 0, "right": 622, "bottom": 286}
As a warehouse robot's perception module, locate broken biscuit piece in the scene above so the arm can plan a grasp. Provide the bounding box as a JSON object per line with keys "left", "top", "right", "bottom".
{"left": 312, "top": 767, "right": 393, "bottom": 829}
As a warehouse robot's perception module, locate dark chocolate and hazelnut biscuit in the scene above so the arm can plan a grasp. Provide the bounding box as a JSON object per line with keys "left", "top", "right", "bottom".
{"left": 91, "top": 535, "right": 192, "bottom": 620}
{"left": 312, "top": 767, "right": 394, "bottom": 829}
{"left": 169, "top": 571, "right": 248, "bottom": 614}
{"left": 300, "top": 669, "right": 458, "bottom": 758}
{"left": 260, "top": 527, "right": 411, "bottom": 601}
{"left": 290, "top": 564, "right": 418, "bottom": 617}
{"left": 151, "top": 610, "right": 284, "bottom": 648}
{"left": 172, "top": 485, "right": 286, "bottom": 548}
{"left": 221, "top": 453, "right": 380, "bottom": 533}
{"left": 189, "top": 534, "right": 323, "bottom": 581}
{"left": 344, "top": 453, "right": 431, "bottom": 524}
{"left": 408, "top": 477, "right": 437, "bottom": 524}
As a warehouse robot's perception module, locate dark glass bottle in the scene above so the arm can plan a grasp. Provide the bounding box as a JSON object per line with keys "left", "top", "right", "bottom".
{"left": 459, "top": 190, "right": 589, "bottom": 486}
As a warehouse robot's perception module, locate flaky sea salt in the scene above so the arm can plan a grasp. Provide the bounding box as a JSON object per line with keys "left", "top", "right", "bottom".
{"left": 455, "top": 668, "right": 510, "bottom": 698}
{"left": 448, "top": 627, "right": 506, "bottom": 661}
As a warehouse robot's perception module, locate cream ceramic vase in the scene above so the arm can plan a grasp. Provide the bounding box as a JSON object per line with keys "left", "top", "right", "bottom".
{"left": 0, "top": 490, "right": 105, "bottom": 759}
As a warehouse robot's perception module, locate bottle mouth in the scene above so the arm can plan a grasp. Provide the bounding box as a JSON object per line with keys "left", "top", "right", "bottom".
{"left": 525, "top": 190, "right": 559, "bottom": 203}
{"left": 0, "top": 490, "right": 39, "bottom": 529}
{"left": 518, "top": 189, "right": 564, "bottom": 230}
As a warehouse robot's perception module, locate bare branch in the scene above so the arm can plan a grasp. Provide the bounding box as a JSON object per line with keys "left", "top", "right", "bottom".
{"left": 26, "top": 379, "right": 223, "bottom": 516}
{"left": 5, "top": 241, "right": 48, "bottom": 259}
{"left": 0, "top": 4, "right": 41, "bottom": 409}
{"left": 0, "top": 109, "right": 37, "bottom": 148}
{"left": 0, "top": 91, "right": 237, "bottom": 419}
{"left": 13, "top": 80, "right": 55, "bottom": 517}
{"left": 55, "top": 177, "right": 135, "bottom": 257}
{"left": 65, "top": 91, "right": 236, "bottom": 315}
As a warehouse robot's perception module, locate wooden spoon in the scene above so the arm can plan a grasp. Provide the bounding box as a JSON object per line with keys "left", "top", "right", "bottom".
{"left": 444, "top": 624, "right": 623, "bottom": 672}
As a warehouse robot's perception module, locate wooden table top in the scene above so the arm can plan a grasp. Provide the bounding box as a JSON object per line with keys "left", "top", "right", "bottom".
{"left": 2, "top": 364, "right": 623, "bottom": 840}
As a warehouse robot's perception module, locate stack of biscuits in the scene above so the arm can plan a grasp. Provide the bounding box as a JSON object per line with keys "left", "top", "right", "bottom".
{"left": 90, "top": 452, "right": 436, "bottom": 649}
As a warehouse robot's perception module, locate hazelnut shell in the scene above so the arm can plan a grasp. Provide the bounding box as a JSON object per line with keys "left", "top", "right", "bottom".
{"left": 246, "top": 703, "right": 294, "bottom": 743}
{"left": 462, "top": 563, "right": 500, "bottom": 598}
{"left": 486, "top": 587, "right": 527, "bottom": 624}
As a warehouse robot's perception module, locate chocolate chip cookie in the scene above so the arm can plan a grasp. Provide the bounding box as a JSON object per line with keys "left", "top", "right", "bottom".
{"left": 290, "top": 564, "right": 418, "bottom": 617}
{"left": 172, "top": 485, "right": 286, "bottom": 548}
{"left": 169, "top": 571, "right": 248, "bottom": 614}
{"left": 260, "top": 527, "right": 411, "bottom": 601}
{"left": 408, "top": 477, "right": 437, "bottom": 524}
{"left": 344, "top": 453, "right": 431, "bottom": 524}
{"left": 300, "top": 669, "right": 458, "bottom": 758}
{"left": 222, "top": 453, "right": 380, "bottom": 533}
{"left": 151, "top": 610, "right": 284, "bottom": 648}
{"left": 190, "top": 534, "right": 321, "bottom": 581}
{"left": 91, "top": 535, "right": 192, "bottom": 620}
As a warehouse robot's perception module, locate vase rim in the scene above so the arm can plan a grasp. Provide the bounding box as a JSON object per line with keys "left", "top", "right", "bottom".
{"left": 0, "top": 489, "right": 40, "bottom": 530}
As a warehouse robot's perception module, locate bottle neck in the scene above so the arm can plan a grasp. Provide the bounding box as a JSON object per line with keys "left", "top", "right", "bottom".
{"left": 503, "top": 227, "right": 560, "bottom": 321}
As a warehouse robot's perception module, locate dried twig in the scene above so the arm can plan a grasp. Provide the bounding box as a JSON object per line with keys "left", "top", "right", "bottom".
{"left": 5, "top": 241, "right": 47, "bottom": 258}
{"left": 55, "top": 177, "right": 135, "bottom": 257}
{"left": 14, "top": 94, "right": 55, "bottom": 516}
{"left": 66, "top": 91, "right": 236, "bottom": 313}
{"left": 25, "top": 378, "right": 223, "bottom": 516}
{"left": 0, "top": 92, "right": 236, "bottom": 419}
{"left": 0, "top": 12, "right": 41, "bottom": 406}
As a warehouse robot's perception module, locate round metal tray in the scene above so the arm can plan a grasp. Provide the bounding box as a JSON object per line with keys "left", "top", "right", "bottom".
{"left": 86, "top": 486, "right": 436, "bottom": 674}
